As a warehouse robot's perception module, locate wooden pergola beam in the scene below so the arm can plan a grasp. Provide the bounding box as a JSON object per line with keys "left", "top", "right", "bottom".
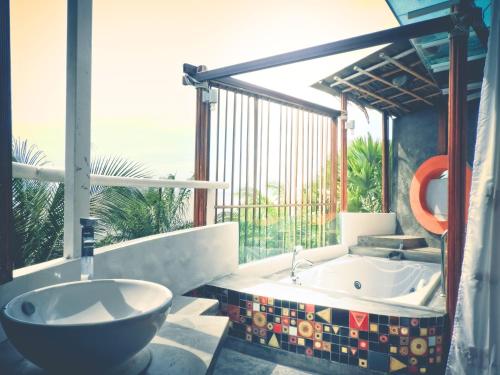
{"left": 353, "top": 65, "right": 434, "bottom": 106}
{"left": 0, "top": 0, "right": 13, "bottom": 283}
{"left": 342, "top": 59, "right": 423, "bottom": 94}
{"left": 334, "top": 76, "right": 409, "bottom": 112}
{"left": 401, "top": 92, "right": 441, "bottom": 105}
{"left": 331, "top": 48, "right": 416, "bottom": 88}
{"left": 371, "top": 83, "right": 437, "bottom": 103}
{"left": 379, "top": 53, "right": 439, "bottom": 88}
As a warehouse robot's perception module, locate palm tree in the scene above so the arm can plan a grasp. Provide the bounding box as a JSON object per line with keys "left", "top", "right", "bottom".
{"left": 12, "top": 139, "right": 192, "bottom": 268}
{"left": 97, "top": 179, "right": 191, "bottom": 245}
{"left": 12, "top": 140, "right": 64, "bottom": 267}
{"left": 347, "top": 134, "right": 382, "bottom": 212}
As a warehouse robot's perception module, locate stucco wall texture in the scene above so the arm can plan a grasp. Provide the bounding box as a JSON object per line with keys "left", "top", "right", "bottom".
{"left": 390, "top": 100, "right": 479, "bottom": 248}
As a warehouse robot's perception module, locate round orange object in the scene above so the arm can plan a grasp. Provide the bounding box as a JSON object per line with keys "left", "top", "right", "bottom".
{"left": 409, "top": 155, "right": 472, "bottom": 235}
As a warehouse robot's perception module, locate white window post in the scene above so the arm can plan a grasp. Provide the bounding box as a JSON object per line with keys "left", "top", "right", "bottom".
{"left": 64, "top": 0, "right": 92, "bottom": 259}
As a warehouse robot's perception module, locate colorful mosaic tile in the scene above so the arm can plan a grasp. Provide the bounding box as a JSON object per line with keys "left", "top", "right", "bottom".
{"left": 188, "top": 285, "right": 447, "bottom": 374}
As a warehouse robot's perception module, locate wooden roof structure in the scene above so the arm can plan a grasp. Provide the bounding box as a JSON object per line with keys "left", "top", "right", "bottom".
{"left": 312, "top": 41, "right": 443, "bottom": 117}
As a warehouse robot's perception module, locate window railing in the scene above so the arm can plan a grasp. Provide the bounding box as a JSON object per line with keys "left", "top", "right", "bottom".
{"left": 207, "top": 84, "right": 339, "bottom": 263}
{"left": 12, "top": 162, "right": 228, "bottom": 190}
{"left": 11, "top": 161, "right": 229, "bottom": 269}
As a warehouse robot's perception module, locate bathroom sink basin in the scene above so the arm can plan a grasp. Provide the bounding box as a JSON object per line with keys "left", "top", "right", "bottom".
{"left": 1, "top": 279, "right": 172, "bottom": 374}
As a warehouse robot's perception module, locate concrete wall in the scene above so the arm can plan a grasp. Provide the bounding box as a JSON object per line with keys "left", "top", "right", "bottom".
{"left": 94, "top": 222, "right": 238, "bottom": 295}
{"left": 340, "top": 212, "right": 397, "bottom": 247}
{"left": 0, "top": 223, "right": 238, "bottom": 341}
{"left": 391, "top": 100, "right": 479, "bottom": 248}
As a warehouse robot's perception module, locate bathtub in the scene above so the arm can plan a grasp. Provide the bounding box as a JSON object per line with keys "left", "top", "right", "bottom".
{"left": 279, "top": 254, "right": 441, "bottom": 306}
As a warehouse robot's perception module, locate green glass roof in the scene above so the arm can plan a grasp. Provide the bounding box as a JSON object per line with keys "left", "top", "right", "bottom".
{"left": 385, "top": 0, "right": 491, "bottom": 26}
{"left": 385, "top": 0, "right": 490, "bottom": 92}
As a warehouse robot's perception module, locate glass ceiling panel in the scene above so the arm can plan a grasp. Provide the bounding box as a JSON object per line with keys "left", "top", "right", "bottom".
{"left": 385, "top": 0, "right": 490, "bottom": 87}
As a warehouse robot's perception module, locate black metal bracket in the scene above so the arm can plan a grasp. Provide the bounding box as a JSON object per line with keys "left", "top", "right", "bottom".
{"left": 449, "top": 10, "right": 472, "bottom": 37}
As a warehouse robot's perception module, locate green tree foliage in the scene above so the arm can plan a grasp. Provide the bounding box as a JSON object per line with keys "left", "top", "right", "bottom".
{"left": 12, "top": 139, "right": 191, "bottom": 268}
{"left": 347, "top": 134, "right": 382, "bottom": 213}
{"left": 224, "top": 134, "right": 383, "bottom": 263}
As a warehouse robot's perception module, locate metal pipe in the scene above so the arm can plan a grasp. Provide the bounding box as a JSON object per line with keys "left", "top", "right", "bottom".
{"left": 252, "top": 97, "right": 259, "bottom": 251}
{"left": 221, "top": 91, "right": 229, "bottom": 222}
{"left": 230, "top": 92, "right": 237, "bottom": 221}
{"left": 206, "top": 76, "right": 340, "bottom": 118}
{"left": 12, "top": 162, "right": 229, "bottom": 189}
{"left": 215, "top": 88, "right": 221, "bottom": 223}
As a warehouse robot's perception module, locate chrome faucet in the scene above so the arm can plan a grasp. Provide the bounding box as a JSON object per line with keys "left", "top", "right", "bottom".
{"left": 440, "top": 230, "right": 448, "bottom": 297}
{"left": 291, "top": 246, "right": 313, "bottom": 283}
{"left": 388, "top": 250, "right": 404, "bottom": 260}
{"left": 80, "top": 217, "right": 98, "bottom": 281}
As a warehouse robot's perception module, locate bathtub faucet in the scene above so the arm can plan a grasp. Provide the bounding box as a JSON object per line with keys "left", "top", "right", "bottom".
{"left": 291, "top": 246, "right": 313, "bottom": 283}
{"left": 388, "top": 250, "right": 404, "bottom": 260}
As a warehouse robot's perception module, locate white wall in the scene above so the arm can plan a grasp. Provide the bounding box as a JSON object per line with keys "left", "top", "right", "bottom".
{"left": 340, "top": 212, "right": 396, "bottom": 247}
{"left": 94, "top": 222, "right": 238, "bottom": 295}
{"left": 0, "top": 223, "right": 238, "bottom": 341}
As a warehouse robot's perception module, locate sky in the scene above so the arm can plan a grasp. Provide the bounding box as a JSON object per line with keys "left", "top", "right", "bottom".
{"left": 10, "top": 0, "right": 398, "bottom": 179}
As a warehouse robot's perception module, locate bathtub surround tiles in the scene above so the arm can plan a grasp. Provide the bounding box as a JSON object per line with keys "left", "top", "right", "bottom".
{"left": 191, "top": 285, "right": 446, "bottom": 375}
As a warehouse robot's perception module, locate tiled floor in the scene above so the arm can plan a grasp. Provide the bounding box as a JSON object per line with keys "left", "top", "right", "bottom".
{"left": 213, "top": 348, "right": 315, "bottom": 375}
{"left": 212, "top": 338, "right": 386, "bottom": 375}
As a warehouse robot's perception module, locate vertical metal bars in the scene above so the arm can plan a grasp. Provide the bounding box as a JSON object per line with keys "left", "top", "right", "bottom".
{"left": 210, "top": 85, "right": 339, "bottom": 262}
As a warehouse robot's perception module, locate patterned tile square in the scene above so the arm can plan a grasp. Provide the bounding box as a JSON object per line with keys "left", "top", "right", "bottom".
{"left": 368, "top": 351, "right": 389, "bottom": 372}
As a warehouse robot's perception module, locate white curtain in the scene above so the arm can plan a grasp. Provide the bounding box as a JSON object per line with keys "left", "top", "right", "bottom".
{"left": 446, "top": 1, "right": 500, "bottom": 374}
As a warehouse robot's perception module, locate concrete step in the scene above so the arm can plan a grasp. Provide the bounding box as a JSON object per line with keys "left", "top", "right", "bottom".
{"left": 349, "top": 245, "right": 441, "bottom": 263}
{"left": 170, "top": 296, "right": 219, "bottom": 316}
{"left": 357, "top": 235, "right": 428, "bottom": 249}
{"left": 0, "top": 312, "right": 229, "bottom": 375}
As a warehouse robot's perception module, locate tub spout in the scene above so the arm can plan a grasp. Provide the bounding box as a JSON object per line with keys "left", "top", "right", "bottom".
{"left": 388, "top": 250, "right": 404, "bottom": 260}
{"left": 291, "top": 246, "right": 313, "bottom": 281}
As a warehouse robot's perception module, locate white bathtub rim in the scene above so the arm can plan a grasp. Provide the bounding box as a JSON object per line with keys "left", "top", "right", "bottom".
{"left": 234, "top": 244, "right": 347, "bottom": 278}
{"left": 209, "top": 273, "right": 445, "bottom": 317}
{"left": 284, "top": 254, "right": 441, "bottom": 306}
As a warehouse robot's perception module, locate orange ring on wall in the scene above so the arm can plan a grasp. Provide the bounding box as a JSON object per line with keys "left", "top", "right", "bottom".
{"left": 409, "top": 155, "right": 472, "bottom": 235}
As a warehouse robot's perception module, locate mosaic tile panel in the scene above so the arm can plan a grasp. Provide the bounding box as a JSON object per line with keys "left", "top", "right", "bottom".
{"left": 189, "top": 285, "right": 447, "bottom": 374}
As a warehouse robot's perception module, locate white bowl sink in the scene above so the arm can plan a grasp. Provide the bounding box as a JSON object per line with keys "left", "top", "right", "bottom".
{"left": 1, "top": 279, "right": 172, "bottom": 373}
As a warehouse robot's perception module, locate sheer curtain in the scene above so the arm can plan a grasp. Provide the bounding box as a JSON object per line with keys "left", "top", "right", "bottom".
{"left": 446, "top": 1, "right": 500, "bottom": 374}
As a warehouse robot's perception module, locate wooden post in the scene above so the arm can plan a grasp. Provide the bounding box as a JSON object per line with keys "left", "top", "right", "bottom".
{"left": 340, "top": 94, "right": 348, "bottom": 211}
{"left": 193, "top": 66, "right": 211, "bottom": 226}
{"left": 447, "top": 14, "right": 469, "bottom": 325}
{"left": 0, "top": 0, "right": 14, "bottom": 283}
{"left": 381, "top": 111, "right": 390, "bottom": 213}
{"left": 64, "top": 0, "right": 93, "bottom": 259}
